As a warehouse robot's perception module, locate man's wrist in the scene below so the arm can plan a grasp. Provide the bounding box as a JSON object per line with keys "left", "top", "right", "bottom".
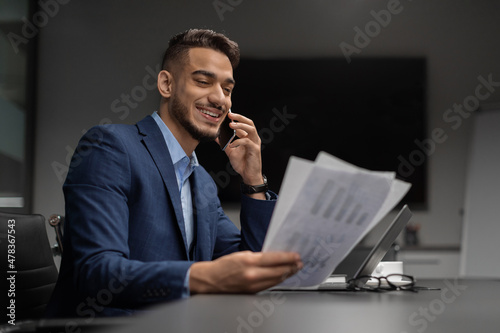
{"left": 241, "top": 174, "right": 268, "bottom": 195}
{"left": 189, "top": 261, "right": 218, "bottom": 294}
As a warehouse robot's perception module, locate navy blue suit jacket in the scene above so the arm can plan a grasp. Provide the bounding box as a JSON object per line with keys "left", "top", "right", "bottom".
{"left": 46, "top": 116, "right": 276, "bottom": 317}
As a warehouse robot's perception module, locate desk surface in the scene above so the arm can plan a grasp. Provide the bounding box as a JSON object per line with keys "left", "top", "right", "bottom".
{"left": 86, "top": 279, "right": 499, "bottom": 333}
{"left": 15, "top": 279, "right": 496, "bottom": 333}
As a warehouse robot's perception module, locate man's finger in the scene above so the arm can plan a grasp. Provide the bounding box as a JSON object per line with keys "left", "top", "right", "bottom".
{"left": 257, "top": 251, "right": 302, "bottom": 267}
{"left": 243, "top": 264, "right": 302, "bottom": 292}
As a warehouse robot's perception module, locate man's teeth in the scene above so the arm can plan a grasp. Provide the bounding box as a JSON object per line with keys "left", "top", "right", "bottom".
{"left": 199, "top": 109, "right": 220, "bottom": 118}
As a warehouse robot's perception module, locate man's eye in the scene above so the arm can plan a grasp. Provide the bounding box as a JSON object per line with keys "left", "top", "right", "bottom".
{"left": 197, "top": 80, "right": 209, "bottom": 85}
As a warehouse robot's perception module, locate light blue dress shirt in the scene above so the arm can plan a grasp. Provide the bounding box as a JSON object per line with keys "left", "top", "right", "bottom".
{"left": 152, "top": 111, "right": 199, "bottom": 296}
{"left": 152, "top": 112, "right": 198, "bottom": 249}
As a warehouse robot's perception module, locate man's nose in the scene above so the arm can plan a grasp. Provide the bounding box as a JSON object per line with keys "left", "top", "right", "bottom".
{"left": 208, "top": 85, "right": 226, "bottom": 107}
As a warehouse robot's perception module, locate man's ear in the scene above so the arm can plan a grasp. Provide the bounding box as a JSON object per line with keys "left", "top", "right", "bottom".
{"left": 158, "top": 70, "right": 173, "bottom": 98}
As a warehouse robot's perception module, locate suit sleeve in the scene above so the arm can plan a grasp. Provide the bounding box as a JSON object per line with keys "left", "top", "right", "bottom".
{"left": 63, "top": 126, "right": 191, "bottom": 309}
{"left": 211, "top": 189, "right": 277, "bottom": 259}
{"left": 239, "top": 191, "right": 277, "bottom": 251}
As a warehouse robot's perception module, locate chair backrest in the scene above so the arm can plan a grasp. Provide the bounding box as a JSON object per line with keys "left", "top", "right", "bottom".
{"left": 0, "top": 211, "right": 59, "bottom": 323}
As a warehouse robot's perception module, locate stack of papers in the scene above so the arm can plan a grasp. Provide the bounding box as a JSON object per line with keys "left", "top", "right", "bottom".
{"left": 262, "top": 152, "right": 411, "bottom": 288}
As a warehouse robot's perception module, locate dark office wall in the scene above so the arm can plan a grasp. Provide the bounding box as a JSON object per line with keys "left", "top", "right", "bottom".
{"left": 32, "top": 0, "right": 500, "bottom": 247}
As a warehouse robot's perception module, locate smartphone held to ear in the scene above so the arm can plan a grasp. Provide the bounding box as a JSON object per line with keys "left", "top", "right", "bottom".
{"left": 218, "top": 109, "right": 236, "bottom": 151}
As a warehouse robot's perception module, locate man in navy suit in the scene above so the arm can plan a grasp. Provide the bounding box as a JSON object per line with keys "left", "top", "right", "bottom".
{"left": 46, "top": 29, "right": 302, "bottom": 318}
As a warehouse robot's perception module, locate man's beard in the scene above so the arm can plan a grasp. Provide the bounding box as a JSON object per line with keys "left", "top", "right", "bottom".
{"left": 170, "top": 95, "right": 220, "bottom": 142}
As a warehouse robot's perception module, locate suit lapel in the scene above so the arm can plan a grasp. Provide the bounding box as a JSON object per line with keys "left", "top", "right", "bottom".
{"left": 136, "top": 116, "right": 189, "bottom": 257}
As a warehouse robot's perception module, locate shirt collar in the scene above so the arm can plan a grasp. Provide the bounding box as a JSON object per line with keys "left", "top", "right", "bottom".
{"left": 152, "top": 111, "right": 199, "bottom": 170}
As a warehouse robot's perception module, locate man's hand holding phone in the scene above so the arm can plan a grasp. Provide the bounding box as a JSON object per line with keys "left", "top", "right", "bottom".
{"left": 218, "top": 110, "right": 266, "bottom": 200}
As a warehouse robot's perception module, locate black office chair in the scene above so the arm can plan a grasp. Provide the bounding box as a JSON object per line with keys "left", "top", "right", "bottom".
{"left": 0, "top": 211, "right": 59, "bottom": 323}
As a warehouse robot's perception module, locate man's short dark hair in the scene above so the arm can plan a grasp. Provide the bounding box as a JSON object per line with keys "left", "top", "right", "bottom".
{"left": 162, "top": 29, "right": 240, "bottom": 71}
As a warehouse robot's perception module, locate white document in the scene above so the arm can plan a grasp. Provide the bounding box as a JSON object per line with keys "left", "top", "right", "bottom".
{"left": 315, "top": 152, "right": 412, "bottom": 239}
{"left": 262, "top": 152, "right": 411, "bottom": 288}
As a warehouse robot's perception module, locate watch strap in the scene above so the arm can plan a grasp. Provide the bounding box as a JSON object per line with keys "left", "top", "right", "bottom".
{"left": 241, "top": 175, "right": 268, "bottom": 194}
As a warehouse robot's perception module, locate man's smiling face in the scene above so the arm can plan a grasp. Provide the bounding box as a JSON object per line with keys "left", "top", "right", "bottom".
{"left": 168, "top": 47, "right": 235, "bottom": 142}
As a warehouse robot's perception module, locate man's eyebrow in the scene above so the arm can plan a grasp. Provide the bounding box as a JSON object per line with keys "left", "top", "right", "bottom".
{"left": 192, "top": 70, "right": 235, "bottom": 85}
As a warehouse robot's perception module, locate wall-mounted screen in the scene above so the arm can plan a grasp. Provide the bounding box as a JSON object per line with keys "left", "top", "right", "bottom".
{"left": 196, "top": 57, "right": 427, "bottom": 208}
